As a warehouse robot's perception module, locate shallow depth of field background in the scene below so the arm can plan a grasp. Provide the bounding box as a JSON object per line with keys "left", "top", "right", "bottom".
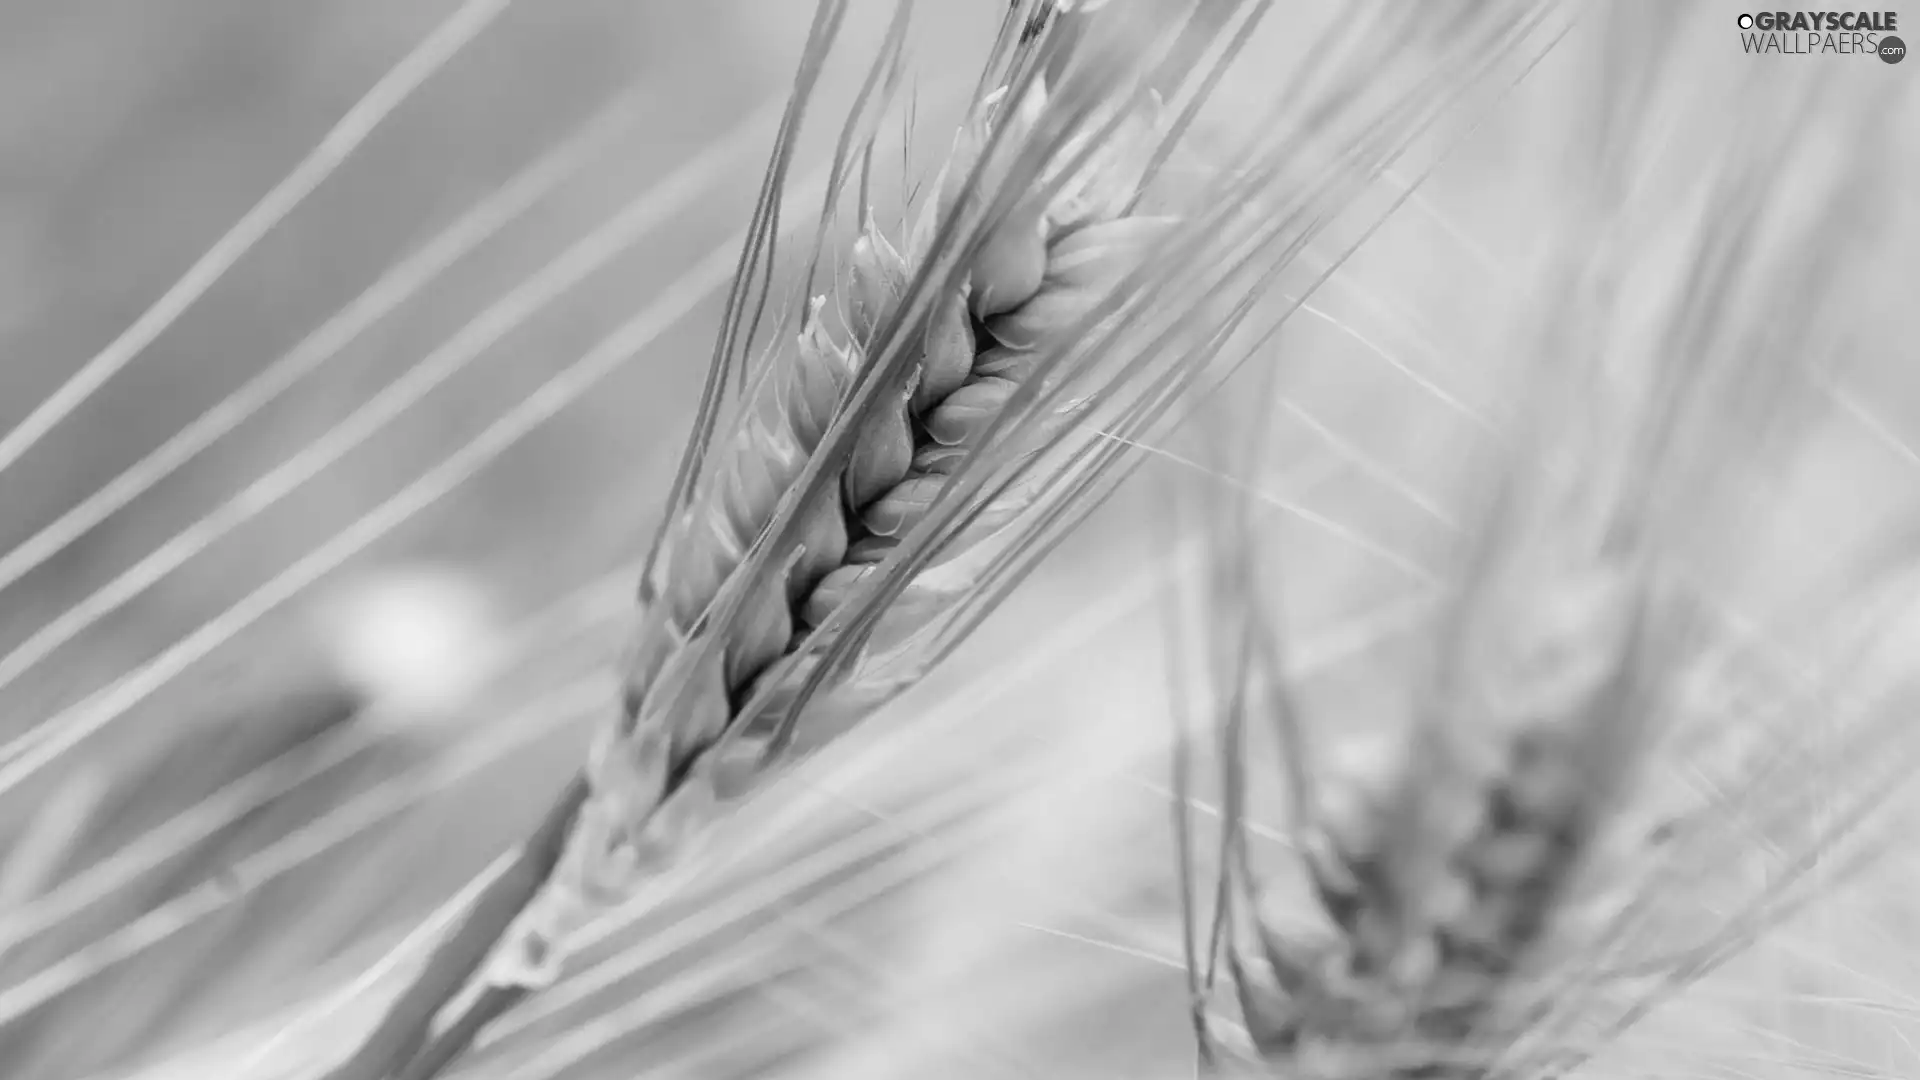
{"left": 1, "top": 2, "right": 1918, "bottom": 1079}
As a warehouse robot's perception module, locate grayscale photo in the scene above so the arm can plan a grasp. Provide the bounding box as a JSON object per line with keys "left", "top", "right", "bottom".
{"left": 0, "top": 2, "right": 1915, "bottom": 1078}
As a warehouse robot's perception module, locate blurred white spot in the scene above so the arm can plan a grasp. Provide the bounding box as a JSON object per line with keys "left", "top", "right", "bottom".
{"left": 315, "top": 563, "right": 504, "bottom": 730}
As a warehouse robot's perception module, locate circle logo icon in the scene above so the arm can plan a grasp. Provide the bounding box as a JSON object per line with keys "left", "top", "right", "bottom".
{"left": 1882, "top": 35, "right": 1907, "bottom": 63}
{"left": 1737, "top": 13, "right": 1754, "bottom": 29}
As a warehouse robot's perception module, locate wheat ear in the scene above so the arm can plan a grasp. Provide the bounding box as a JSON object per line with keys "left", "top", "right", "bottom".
{"left": 1203, "top": 9, "right": 1913, "bottom": 1075}
{"left": 510, "top": 25, "right": 1169, "bottom": 991}
{"left": 1208, "top": 361, "right": 1713, "bottom": 1078}
{"left": 316, "top": 3, "right": 1193, "bottom": 1076}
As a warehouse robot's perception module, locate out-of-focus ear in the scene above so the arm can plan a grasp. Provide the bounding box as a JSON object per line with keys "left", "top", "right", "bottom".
{"left": 312, "top": 562, "right": 506, "bottom": 735}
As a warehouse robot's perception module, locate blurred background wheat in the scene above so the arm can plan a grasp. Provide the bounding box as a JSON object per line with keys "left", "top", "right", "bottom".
{"left": 1, "top": 2, "right": 1918, "bottom": 1079}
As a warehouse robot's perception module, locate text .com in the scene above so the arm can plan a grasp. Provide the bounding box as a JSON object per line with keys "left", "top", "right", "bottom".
{"left": 1737, "top": 11, "right": 1905, "bottom": 60}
